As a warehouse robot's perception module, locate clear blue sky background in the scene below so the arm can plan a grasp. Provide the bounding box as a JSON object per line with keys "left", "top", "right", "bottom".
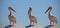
{"left": 0, "top": 0, "right": 60, "bottom": 26}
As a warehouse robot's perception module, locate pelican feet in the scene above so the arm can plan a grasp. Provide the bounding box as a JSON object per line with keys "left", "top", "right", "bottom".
{"left": 5, "top": 25, "right": 14, "bottom": 28}
{"left": 45, "top": 25, "right": 54, "bottom": 28}
{"left": 25, "top": 25, "right": 34, "bottom": 28}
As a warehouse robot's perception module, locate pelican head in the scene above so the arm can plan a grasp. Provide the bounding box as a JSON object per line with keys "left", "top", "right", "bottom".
{"left": 28, "top": 6, "right": 32, "bottom": 14}
{"left": 45, "top": 6, "right": 52, "bottom": 14}
{"left": 8, "top": 7, "right": 16, "bottom": 13}
{"left": 29, "top": 6, "right": 32, "bottom": 11}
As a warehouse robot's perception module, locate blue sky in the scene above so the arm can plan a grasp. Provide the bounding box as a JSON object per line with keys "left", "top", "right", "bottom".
{"left": 0, "top": 0, "right": 60, "bottom": 26}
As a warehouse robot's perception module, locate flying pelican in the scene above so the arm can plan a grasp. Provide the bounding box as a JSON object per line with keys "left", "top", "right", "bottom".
{"left": 45, "top": 6, "right": 57, "bottom": 25}
{"left": 28, "top": 6, "right": 37, "bottom": 26}
{"left": 8, "top": 7, "right": 16, "bottom": 26}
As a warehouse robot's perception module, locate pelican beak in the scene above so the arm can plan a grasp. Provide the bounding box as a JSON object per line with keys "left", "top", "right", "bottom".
{"left": 8, "top": 7, "right": 16, "bottom": 13}
{"left": 45, "top": 7, "right": 50, "bottom": 14}
{"left": 45, "top": 6, "right": 52, "bottom": 14}
{"left": 11, "top": 9, "right": 16, "bottom": 13}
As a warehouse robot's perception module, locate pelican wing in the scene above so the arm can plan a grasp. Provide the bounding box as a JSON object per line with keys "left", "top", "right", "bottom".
{"left": 51, "top": 15, "right": 57, "bottom": 23}
{"left": 31, "top": 16, "right": 37, "bottom": 23}
{"left": 8, "top": 15, "right": 16, "bottom": 24}
{"left": 11, "top": 16, "right": 16, "bottom": 23}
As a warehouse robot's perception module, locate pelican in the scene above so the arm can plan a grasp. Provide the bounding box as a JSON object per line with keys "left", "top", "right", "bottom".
{"left": 28, "top": 6, "right": 37, "bottom": 26}
{"left": 8, "top": 7, "right": 16, "bottom": 26}
{"left": 45, "top": 6, "right": 57, "bottom": 25}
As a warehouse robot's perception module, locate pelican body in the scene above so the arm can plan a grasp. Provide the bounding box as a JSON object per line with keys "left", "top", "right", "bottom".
{"left": 28, "top": 6, "right": 37, "bottom": 26}
{"left": 8, "top": 7, "right": 16, "bottom": 26}
{"left": 45, "top": 6, "right": 57, "bottom": 25}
